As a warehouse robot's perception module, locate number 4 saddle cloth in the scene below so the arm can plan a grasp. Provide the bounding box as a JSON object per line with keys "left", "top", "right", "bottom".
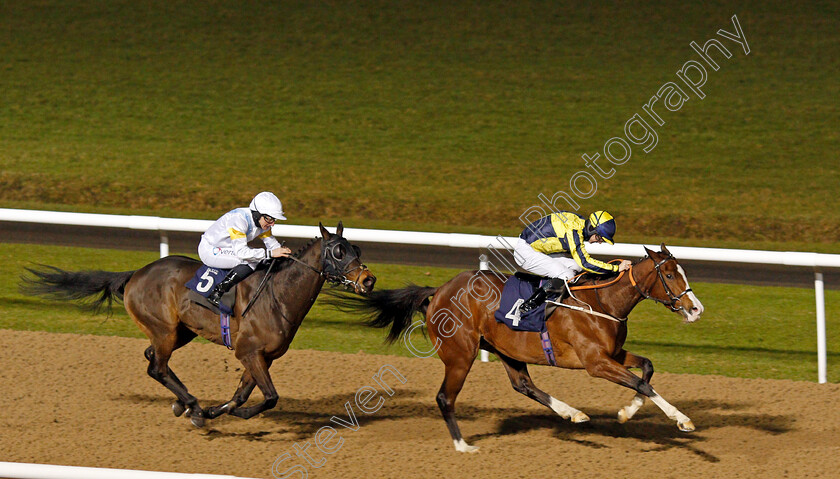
{"left": 494, "top": 273, "right": 560, "bottom": 333}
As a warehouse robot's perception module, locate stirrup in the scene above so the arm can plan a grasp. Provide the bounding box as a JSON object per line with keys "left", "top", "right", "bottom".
{"left": 206, "top": 290, "right": 223, "bottom": 308}
{"left": 519, "top": 289, "right": 547, "bottom": 314}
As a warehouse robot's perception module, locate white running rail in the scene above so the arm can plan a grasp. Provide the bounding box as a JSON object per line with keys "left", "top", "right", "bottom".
{"left": 1, "top": 208, "right": 838, "bottom": 382}
{"left": 0, "top": 461, "right": 262, "bottom": 479}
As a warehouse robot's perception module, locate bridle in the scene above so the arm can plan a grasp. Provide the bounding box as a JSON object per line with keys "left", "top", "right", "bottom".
{"left": 629, "top": 255, "right": 693, "bottom": 313}
{"left": 286, "top": 238, "right": 370, "bottom": 291}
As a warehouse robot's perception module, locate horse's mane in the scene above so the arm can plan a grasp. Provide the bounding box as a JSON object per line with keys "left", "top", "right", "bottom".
{"left": 267, "top": 236, "right": 322, "bottom": 274}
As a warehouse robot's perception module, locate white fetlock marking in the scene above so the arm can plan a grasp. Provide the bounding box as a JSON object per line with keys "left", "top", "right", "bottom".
{"left": 650, "top": 392, "right": 691, "bottom": 424}
{"left": 549, "top": 396, "right": 581, "bottom": 420}
{"left": 619, "top": 394, "right": 645, "bottom": 422}
{"left": 453, "top": 438, "right": 479, "bottom": 453}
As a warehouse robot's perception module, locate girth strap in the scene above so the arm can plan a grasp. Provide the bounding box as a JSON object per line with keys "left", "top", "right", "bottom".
{"left": 220, "top": 313, "right": 233, "bottom": 350}
{"left": 540, "top": 330, "right": 557, "bottom": 366}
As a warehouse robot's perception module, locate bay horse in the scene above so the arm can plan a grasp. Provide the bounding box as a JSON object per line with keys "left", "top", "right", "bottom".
{"left": 22, "top": 222, "right": 376, "bottom": 427}
{"left": 334, "top": 244, "right": 703, "bottom": 452}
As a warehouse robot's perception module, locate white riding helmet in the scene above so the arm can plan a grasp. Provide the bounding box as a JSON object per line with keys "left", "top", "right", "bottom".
{"left": 249, "top": 192, "right": 286, "bottom": 220}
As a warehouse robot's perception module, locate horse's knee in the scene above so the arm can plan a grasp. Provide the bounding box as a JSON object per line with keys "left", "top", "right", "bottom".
{"left": 435, "top": 390, "right": 451, "bottom": 412}
{"left": 640, "top": 359, "right": 654, "bottom": 379}
{"left": 147, "top": 362, "right": 163, "bottom": 381}
{"left": 636, "top": 381, "right": 655, "bottom": 397}
{"left": 263, "top": 395, "right": 278, "bottom": 410}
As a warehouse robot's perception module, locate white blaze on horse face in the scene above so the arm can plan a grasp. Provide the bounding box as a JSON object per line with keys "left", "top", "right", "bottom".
{"left": 677, "top": 265, "right": 704, "bottom": 322}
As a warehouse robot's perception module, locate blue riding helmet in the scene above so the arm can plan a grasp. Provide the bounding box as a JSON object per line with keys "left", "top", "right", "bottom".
{"left": 586, "top": 211, "right": 616, "bottom": 244}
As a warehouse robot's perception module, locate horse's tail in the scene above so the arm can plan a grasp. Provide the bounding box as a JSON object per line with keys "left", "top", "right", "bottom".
{"left": 327, "top": 285, "right": 438, "bottom": 344}
{"left": 20, "top": 265, "right": 137, "bottom": 315}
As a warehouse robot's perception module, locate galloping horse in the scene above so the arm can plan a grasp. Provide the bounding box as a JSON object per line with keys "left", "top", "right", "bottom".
{"left": 334, "top": 244, "right": 703, "bottom": 452}
{"left": 22, "top": 222, "right": 376, "bottom": 427}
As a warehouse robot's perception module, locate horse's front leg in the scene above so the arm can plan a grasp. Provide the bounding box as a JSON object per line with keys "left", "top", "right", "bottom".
{"left": 228, "top": 353, "right": 279, "bottom": 419}
{"left": 205, "top": 370, "right": 257, "bottom": 419}
{"left": 583, "top": 351, "right": 694, "bottom": 432}
{"left": 614, "top": 350, "right": 653, "bottom": 424}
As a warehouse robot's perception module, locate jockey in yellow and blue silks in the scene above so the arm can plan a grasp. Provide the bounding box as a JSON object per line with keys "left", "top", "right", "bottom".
{"left": 515, "top": 211, "right": 631, "bottom": 313}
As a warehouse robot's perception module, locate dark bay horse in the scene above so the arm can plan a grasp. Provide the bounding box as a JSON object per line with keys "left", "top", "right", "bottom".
{"left": 22, "top": 222, "right": 376, "bottom": 427}
{"left": 335, "top": 244, "right": 702, "bottom": 452}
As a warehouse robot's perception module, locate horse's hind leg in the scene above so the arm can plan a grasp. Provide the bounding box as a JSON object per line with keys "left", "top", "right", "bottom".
{"left": 495, "top": 351, "right": 589, "bottom": 424}
{"left": 228, "top": 353, "right": 278, "bottom": 420}
{"left": 615, "top": 350, "right": 653, "bottom": 424}
{"left": 143, "top": 328, "right": 205, "bottom": 426}
{"left": 145, "top": 326, "right": 199, "bottom": 417}
{"left": 436, "top": 356, "right": 479, "bottom": 453}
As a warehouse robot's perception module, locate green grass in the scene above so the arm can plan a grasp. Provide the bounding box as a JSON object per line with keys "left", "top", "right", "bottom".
{"left": 0, "top": 1, "right": 838, "bottom": 248}
{"left": 3, "top": 243, "right": 839, "bottom": 383}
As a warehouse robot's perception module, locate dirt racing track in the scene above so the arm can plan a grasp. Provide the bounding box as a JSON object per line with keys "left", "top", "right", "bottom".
{"left": 2, "top": 330, "right": 839, "bottom": 479}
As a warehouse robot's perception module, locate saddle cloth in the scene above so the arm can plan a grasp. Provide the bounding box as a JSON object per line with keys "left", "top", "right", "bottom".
{"left": 493, "top": 273, "right": 559, "bottom": 333}
{"left": 185, "top": 265, "right": 236, "bottom": 315}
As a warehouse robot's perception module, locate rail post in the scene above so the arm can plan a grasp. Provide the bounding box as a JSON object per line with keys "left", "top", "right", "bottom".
{"left": 479, "top": 254, "right": 490, "bottom": 363}
{"left": 815, "top": 270, "right": 827, "bottom": 383}
{"left": 160, "top": 231, "right": 169, "bottom": 258}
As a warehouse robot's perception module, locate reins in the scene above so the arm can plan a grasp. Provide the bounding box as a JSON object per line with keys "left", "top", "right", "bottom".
{"left": 242, "top": 258, "right": 277, "bottom": 317}
{"left": 548, "top": 256, "right": 692, "bottom": 322}
{"left": 280, "top": 239, "right": 371, "bottom": 289}
{"left": 546, "top": 299, "right": 627, "bottom": 323}
{"left": 240, "top": 237, "right": 370, "bottom": 317}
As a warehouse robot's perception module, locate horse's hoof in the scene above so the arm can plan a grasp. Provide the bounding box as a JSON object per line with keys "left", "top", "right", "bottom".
{"left": 172, "top": 402, "right": 186, "bottom": 417}
{"left": 678, "top": 420, "right": 695, "bottom": 432}
{"left": 571, "top": 411, "right": 590, "bottom": 423}
{"left": 190, "top": 415, "right": 206, "bottom": 428}
{"left": 617, "top": 409, "right": 629, "bottom": 424}
{"left": 453, "top": 439, "right": 479, "bottom": 453}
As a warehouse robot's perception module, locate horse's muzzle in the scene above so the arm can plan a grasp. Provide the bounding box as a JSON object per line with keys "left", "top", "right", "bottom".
{"left": 360, "top": 274, "right": 376, "bottom": 294}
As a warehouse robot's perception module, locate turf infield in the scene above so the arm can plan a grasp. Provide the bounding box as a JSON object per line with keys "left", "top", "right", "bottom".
{"left": 0, "top": 1, "right": 837, "bottom": 248}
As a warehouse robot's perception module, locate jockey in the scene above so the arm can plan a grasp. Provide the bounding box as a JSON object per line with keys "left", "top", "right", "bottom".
{"left": 515, "top": 210, "right": 631, "bottom": 313}
{"left": 198, "top": 192, "right": 293, "bottom": 308}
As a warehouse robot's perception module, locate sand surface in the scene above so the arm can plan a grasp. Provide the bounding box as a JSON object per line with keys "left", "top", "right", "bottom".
{"left": 1, "top": 329, "right": 839, "bottom": 478}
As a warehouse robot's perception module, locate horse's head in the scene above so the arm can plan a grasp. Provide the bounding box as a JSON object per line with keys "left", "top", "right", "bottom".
{"left": 319, "top": 222, "right": 377, "bottom": 295}
{"left": 640, "top": 243, "right": 704, "bottom": 323}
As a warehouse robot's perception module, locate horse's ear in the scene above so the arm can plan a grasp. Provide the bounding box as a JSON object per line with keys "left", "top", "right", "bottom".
{"left": 660, "top": 243, "right": 671, "bottom": 255}
{"left": 336, "top": 221, "right": 344, "bottom": 237}
{"left": 644, "top": 246, "right": 657, "bottom": 258}
{"left": 319, "top": 222, "right": 330, "bottom": 240}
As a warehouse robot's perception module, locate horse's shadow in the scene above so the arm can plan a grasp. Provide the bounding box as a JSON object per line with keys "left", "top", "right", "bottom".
{"left": 117, "top": 392, "right": 792, "bottom": 461}
{"left": 467, "top": 397, "right": 793, "bottom": 463}
{"left": 117, "top": 390, "right": 434, "bottom": 441}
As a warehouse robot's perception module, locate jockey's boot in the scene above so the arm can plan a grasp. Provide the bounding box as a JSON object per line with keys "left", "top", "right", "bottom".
{"left": 207, "top": 264, "right": 253, "bottom": 309}
{"left": 520, "top": 278, "right": 568, "bottom": 314}
{"left": 546, "top": 278, "right": 570, "bottom": 302}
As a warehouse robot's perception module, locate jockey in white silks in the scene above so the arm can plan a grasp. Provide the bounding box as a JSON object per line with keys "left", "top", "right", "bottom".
{"left": 198, "top": 191, "right": 292, "bottom": 308}
{"left": 515, "top": 210, "right": 631, "bottom": 313}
